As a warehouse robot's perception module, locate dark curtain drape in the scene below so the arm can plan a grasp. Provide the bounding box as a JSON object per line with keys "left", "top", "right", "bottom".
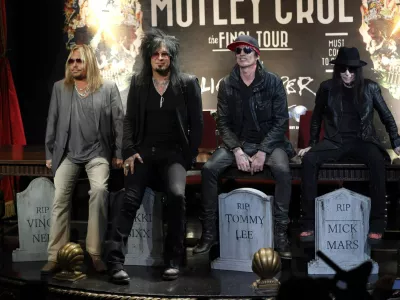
{"left": 0, "top": 0, "right": 27, "bottom": 217}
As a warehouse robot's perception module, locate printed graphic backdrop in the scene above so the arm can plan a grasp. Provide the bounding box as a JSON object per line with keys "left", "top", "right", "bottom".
{"left": 63, "top": 0, "right": 400, "bottom": 148}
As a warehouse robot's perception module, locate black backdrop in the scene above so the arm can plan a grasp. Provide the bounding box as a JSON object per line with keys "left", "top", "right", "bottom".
{"left": 7, "top": 0, "right": 400, "bottom": 149}
{"left": 6, "top": 0, "right": 66, "bottom": 145}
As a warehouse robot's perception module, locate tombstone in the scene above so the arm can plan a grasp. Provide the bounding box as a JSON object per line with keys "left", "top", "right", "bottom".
{"left": 12, "top": 177, "right": 55, "bottom": 262}
{"left": 211, "top": 188, "right": 274, "bottom": 272}
{"left": 109, "top": 188, "right": 164, "bottom": 266}
{"left": 308, "top": 188, "right": 379, "bottom": 274}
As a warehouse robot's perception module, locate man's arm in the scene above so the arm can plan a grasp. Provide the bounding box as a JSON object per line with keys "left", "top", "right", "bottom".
{"left": 122, "top": 76, "right": 138, "bottom": 160}
{"left": 110, "top": 83, "right": 124, "bottom": 159}
{"left": 372, "top": 82, "right": 400, "bottom": 149}
{"left": 258, "top": 78, "right": 288, "bottom": 153}
{"left": 309, "top": 83, "right": 326, "bottom": 147}
{"left": 217, "top": 79, "right": 241, "bottom": 150}
{"left": 45, "top": 83, "right": 59, "bottom": 160}
{"left": 187, "top": 77, "right": 204, "bottom": 158}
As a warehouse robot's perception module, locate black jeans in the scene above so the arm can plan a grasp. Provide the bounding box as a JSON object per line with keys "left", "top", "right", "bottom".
{"left": 201, "top": 143, "right": 292, "bottom": 225}
{"left": 301, "top": 140, "right": 387, "bottom": 233}
{"left": 107, "top": 147, "right": 187, "bottom": 271}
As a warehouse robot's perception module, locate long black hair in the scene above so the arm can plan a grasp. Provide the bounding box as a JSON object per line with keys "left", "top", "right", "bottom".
{"left": 134, "top": 28, "right": 181, "bottom": 86}
{"left": 332, "top": 64, "right": 365, "bottom": 104}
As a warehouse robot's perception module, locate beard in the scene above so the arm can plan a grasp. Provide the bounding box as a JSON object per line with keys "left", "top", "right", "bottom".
{"left": 72, "top": 73, "right": 86, "bottom": 80}
{"left": 155, "top": 66, "right": 170, "bottom": 77}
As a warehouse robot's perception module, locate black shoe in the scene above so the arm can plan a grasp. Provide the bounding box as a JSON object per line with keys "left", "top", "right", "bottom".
{"left": 274, "top": 224, "right": 292, "bottom": 259}
{"left": 193, "top": 236, "right": 217, "bottom": 255}
{"left": 162, "top": 260, "right": 180, "bottom": 281}
{"left": 299, "top": 230, "right": 315, "bottom": 243}
{"left": 193, "top": 219, "right": 217, "bottom": 255}
{"left": 110, "top": 269, "right": 130, "bottom": 285}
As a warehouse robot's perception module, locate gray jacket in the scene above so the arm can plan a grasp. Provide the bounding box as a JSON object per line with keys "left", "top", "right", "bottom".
{"left": 45, "top": 79, "right": 124, "bottom": 174}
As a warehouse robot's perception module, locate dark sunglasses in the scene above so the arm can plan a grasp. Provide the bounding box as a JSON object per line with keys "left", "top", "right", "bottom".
{"left": 235, "top": 46, "right": 253, "bottom": 55}
{"left": 151, "top": 52, "right": 170, "bottom": 59}
{"left": 338, "top": 66, "right": 357, "bottom": 73}
{"left": 68, "top": 58, "right": 84, "bottom": 64}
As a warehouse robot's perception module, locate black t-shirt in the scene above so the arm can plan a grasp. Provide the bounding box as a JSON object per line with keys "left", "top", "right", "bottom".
{"left": 239, "top": 72, "right": 263, "bottom": 144}
{"left": 339, "top": 87, "right": 361, "bottom": 141}
{"left": 140, "top": 82, "right": 180, "bottom": 149}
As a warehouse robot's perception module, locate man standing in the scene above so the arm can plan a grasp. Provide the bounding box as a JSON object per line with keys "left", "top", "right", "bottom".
{"left": 193, "top": 35, "right": 295, "bottom": 259}
{"left": 107, "top": 29, "right": 203, "bottom": 284}
{"left": 42, "top": 44, "right": 124, "bottom": 274}
{"left": 298, "top": 47, "right": 400, "bottom": 244}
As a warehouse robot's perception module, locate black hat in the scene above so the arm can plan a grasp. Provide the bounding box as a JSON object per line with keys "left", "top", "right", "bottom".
{"left": 330, "top": 47, "right": 367, "bottom": 67}
{"left": 227, "top": 35, "right": 260, "bottom": 55}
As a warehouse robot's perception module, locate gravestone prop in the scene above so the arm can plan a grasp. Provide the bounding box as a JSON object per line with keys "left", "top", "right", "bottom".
{"left": 12, "top": 177, "right": 54, "bottom": 262}
{"left": 308, "top": 188, "right": 379, "bottom": 274}
{"left": 211, "top": 188, "right": 274, "bottom": 272}
{"left": 109, "top": 188, "right": 164, "bottom": 266}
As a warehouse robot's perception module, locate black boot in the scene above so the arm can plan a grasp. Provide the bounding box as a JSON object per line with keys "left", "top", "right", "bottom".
{"left": 163, "top": 256, "right": 181, "bottom": 281}
{"left": 274, "top": 223, "right": 292, "bottom": 259}
{"left": 163, "top": 196, "right": 186, "bottom": 280}
{"left": 110, "top": 269, "right": 130, "bottom": 285}
{"left": 192, "top": 218, "right": 217, "bottom": 255}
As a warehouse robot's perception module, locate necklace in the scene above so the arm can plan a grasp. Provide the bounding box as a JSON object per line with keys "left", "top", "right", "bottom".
{"left": 152, "top": 78, "right": 170, "bottom": 108}
{"left": 74, "top": 84, "right": 90, "bottom": 98}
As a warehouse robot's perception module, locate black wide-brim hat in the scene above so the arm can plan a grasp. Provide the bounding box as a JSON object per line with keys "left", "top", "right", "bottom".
{"left": 330, "top": 47, "right": 367, "bottom": 67}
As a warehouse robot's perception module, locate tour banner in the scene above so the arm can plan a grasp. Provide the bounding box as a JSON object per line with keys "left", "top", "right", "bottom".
{"left": 63, "top": 0, "right": 400, "bottom": 148}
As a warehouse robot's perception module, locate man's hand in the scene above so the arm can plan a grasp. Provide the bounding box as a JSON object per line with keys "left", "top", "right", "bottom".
{"left": 123, "top": 153, "right": 143, "bottom": 176}
{"left": 112, "top": 158, "right": 123, "bottom": 169}
{"left": 298, "top": 147, "right": 312, "bottom": 157}
{"left": 45, "top": 160, "right": 52, "bottom": 169}
{"left": 395, "top": 146, "right": 400, "bottom": 156}
{"left": 233, "top": 148, "right": 252, "bottom": 172}
{"left": 250, "top": 151, "right": 266, "bottom": 175}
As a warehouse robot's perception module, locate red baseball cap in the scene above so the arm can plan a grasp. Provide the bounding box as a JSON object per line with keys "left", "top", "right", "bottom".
{"left": 227, "top": 35, "right": 260, "bottom": 55}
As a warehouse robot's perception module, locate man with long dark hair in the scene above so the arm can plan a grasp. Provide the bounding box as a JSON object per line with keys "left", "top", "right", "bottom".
{"left": 193, "top": 35, "right": 295, "bottom": 259}
{"left": 106, "top": 29, "right": 203, "bottom": 283}
{"left": 298, "top": 47, "right": 400, "bottom": 244}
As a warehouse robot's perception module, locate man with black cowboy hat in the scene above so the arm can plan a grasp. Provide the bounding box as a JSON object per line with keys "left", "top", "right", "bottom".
{"left": 298, "top": 46, "right": 400, "bottom": 244}
{"left": 193, "top": 35, "right": 295, "bottom": 259}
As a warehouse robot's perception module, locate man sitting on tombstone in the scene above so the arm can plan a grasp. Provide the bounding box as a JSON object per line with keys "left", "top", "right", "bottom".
{"left": 298, "top": 46, "right": 400, "bottom": 244}
{"left": 106, "top": 28, "right": 203, "bottom": 284}
{"left": 42, "top": 44, "right": 124, "bottom": 274}
{"left": 193, "top": 35, "right": 296, "bottom": 259}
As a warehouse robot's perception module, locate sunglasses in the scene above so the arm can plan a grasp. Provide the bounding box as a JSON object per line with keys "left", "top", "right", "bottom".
{"left": 338, "top": 66, "right": 357, "bottom": 73}
{"left": 151, "top": 52, "right": 170, "bottom": 59}
{"left": 68, "top": 58, "right": 84, "bottom": 65}
{"left": 235, "top": 46, "right": 253, "bottom": 55}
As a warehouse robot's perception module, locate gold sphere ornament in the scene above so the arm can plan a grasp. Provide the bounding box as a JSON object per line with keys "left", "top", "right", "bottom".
{"left": 53, "top": 242, "right": 87, "bottom": 282}
{"left": 252, "top": 248, "right": 281, "bottom": 295}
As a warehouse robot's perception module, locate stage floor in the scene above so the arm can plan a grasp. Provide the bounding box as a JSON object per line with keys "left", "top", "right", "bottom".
{"left": 0, "top": 247, "right": 389, "bottom": 299}
{"left": 1, "top": 229, "right": 399, "bottom": 299}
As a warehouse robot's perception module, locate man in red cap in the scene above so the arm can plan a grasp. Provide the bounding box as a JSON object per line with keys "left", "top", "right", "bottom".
{"left": 193, "top": 35, "right": 295, "bottom": 259}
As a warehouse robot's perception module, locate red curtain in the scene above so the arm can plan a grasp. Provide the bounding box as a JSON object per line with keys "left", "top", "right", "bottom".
{"left": 0, "top": 0, "right": 27, "bottom": 217}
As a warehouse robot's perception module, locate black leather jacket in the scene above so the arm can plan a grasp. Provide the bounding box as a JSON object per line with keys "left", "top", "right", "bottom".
{"left": 122, "top": 73, "right": 203, "bottom": 169}
{"left": 309, "top": 79, "right": 400, "bottom": 159}
{"left": 217, "top": 61, "right": 295, "bottom": 158}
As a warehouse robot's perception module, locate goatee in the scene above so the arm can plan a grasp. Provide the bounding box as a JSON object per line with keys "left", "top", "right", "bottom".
{"left": 155, "top": 67, "right": 170, "bottom": 77}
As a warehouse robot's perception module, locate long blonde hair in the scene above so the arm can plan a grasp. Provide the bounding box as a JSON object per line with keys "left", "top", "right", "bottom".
{"left": 64, "top": 44, "right": 103, "bottom": 92}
